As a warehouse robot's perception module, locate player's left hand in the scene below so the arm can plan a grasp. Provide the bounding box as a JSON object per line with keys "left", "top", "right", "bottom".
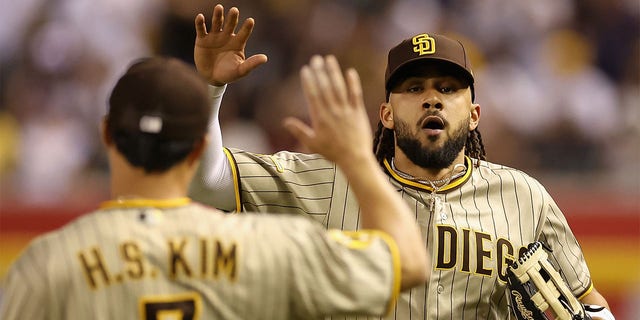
{"left": 194, "top": 4, "right": 267, "bottom": 86}
{"left": 284, "top": 55, "right": 373, "bottom": 168}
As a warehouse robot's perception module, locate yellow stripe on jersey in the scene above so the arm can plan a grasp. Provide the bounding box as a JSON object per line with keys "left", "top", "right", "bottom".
{"left": 577, "top": 281, "right": 594, "bottom": 301}
{"left": 223, "top": 147, "right": 242, "bottom": 212}
{"left": 383, "top": 156, "right": 473, "bottom": 192}
{"left": 268, "top": 155, "right": 285, "bottom": 173}
{"left": 327, "top": 230, "right": 378, "bottom": 249}
{"left": 327, "top": 229, "right": 401, "bottom": 316}
{"left": 100, "top": 197, "right": 191, "bottom": 209}
{"left": 374, "top": 230, "right": 402, "bottom": 317}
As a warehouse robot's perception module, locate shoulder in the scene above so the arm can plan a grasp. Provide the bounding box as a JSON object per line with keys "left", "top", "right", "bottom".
{"left": 470, "top": 159, "right": 554, "bottom": 200}
{"left": 230, "top": 212, "right": 321, "bottom": 234}
{"left": 20, "top": 208, "right": 107, "bottom": 250}
{"left": 5, "top": 211, "right": 93, "bottom": 280}
{"left": 474, "top": 159, "right": 546, "bottom": 186}
{"left": 227, "top": 148, "right": 336, "bottom": 177}
{"left": 181, "top": 202, "right": 226, "bottom": 216}
{"left": 474, "top": 159, "right": 528, "bottom": 175}
{"left": 228, "top": 148, "right": 331, "bottom": 165}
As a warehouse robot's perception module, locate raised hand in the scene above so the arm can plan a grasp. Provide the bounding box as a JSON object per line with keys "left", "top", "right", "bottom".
{"left": 194, "top": 4, "right": 268, "bottom": 86}
{"left": 284, "top": 55, "right": 372, "bottom": 167}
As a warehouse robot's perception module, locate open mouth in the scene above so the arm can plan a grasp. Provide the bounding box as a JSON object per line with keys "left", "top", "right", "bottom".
{"left": 421, "top": 116, "right": 445, "bottom": 130}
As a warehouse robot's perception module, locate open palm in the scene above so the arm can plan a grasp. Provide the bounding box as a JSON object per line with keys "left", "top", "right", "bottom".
{"left": 194, "top": 4, "right": 267, "bottom": 86}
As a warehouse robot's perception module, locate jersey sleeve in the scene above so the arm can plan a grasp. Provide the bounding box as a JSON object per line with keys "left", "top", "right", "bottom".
{"left": 535, "top": 190, "right": 593, "bottom": 298}
{"left": 227, "top": 148, "right": 339, "bottom": 216}
{"left": 281, "top": 219, "right": 401, "bottom": 318}
{"left": 188, "top": 84, "right": 238, "bottom": 211}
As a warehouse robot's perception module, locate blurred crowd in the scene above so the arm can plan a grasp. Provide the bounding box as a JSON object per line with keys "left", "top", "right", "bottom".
{"left": 0, "top": 0, "right": 638, "bottom": 206}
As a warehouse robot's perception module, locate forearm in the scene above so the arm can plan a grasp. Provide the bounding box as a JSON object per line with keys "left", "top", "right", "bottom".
{"left": 580, "top": 288, "right": 609, "bottom": 309}
{"left": 188, "top": 85, "right": 236, "bottom": 210}
{"left": 583, "top": 292, "right": 615, "bottom": 320}
{"left": 338, "top": 156, "right": 429, "bottom": 290}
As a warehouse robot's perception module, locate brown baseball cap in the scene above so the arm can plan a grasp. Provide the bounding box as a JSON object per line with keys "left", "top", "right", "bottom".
{"left": 385, "top": 33, "right": 475, "bottom": 100}
{"left": 107, "top": 57, "right": 211, "bottom": 140}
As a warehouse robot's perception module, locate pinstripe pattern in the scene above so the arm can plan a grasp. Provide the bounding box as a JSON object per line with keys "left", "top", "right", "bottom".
{"left": 224, "top": 148, "right": 593, "bottom": 320}
{"left": 1, "top": 201, "right": 400, "bottom": 320}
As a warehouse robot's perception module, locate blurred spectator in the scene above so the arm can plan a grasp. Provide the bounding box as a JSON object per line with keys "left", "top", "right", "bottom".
{"left": 0, "top": 0, "right": 165, "bottom": 205}
{"left": 530, "top": 29, "right": 619, "bottom": 172}
{"left": 0, "top": 0, "right": 637, "bottom": 316}
{"left": 0, "top": 0, "right": 637, "bottom": 204}
{"left": 0, "top": 112, "right": 19, "bottom": 179}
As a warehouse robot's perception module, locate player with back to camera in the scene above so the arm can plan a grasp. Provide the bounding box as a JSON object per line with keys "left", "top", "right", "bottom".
{"left": 0, "top": 30, "right": 430, "bottom": 320}
{"left": 189, "top": 4, "right": 615, "bottom": 320}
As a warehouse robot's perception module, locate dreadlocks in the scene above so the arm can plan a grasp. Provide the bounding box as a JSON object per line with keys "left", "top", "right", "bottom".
{"left": 372, "top": 121, "right": 486, "bottom": 168}
{"left": 465, "top": 128, "right": 486, "bottom": 164}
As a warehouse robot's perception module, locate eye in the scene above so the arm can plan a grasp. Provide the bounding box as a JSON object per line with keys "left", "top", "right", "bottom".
{"left": 407, "top": 85, "right": 423, "bottom": 93}
{"left": 440, "top": 86, "right": 454, "bottom": 94}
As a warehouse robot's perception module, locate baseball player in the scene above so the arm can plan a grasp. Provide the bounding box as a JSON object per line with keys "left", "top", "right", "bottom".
{"left": 189, "top": 4, "right": 614, "bottom": 320}
{"left": 0, "top": 54, "right": 430, "bottom": 318}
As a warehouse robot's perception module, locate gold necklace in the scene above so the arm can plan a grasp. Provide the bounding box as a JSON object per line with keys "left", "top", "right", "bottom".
{"left": 390, "top": 158, "right": 467, "bottom": 219}
{"left": 390, "top": 158, "right": 467, "bottom": 188}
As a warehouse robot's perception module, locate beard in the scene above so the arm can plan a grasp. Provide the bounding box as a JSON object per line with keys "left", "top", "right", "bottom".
{"left": 394, "top": 117, "right": 468, "bottom": 170}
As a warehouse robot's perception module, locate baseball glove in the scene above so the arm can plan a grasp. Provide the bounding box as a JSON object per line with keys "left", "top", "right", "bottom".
{"left": 506, "top": 241, "right": 590, "bottom": 320}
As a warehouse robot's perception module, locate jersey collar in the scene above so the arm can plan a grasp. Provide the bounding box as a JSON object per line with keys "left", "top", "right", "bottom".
{"left": 100, "top": 197, "right": 191, "bottom": 209}
{"left": 383, "top": 156, "right": 473, "bottom": 192}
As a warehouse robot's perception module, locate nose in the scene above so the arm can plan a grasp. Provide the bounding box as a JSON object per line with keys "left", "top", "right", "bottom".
{"left": 421, "top": 93, "right": 443, "bottom": 110}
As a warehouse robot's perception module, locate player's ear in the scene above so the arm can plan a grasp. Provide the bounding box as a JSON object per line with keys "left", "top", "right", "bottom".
{"left": 100, "top": 116, "right": 113, "bottom": 146}
{"left": 469, "top": 103, "right": 480, "bottom": 131}
{"left": 380, "top": 102, "right": 394, "bottom": 129}
{"left": 187, "top": 135, "right": 209, "bottom": 166}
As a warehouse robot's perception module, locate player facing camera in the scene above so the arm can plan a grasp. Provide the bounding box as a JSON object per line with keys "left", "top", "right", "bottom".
{"left": 384, "top": 33, "right": 475, "bottom": 102}
{"left": 188, "top": 4, "right": 614, "bottom": 319}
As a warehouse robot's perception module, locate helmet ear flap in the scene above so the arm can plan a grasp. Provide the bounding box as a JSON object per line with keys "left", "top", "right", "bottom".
{"left": 506, "top": 242, "right": 588, "bottom": 320}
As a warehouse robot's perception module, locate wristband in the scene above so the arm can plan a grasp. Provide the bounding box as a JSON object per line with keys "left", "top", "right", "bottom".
{"left": 584, "top": 304, "right": 615, "bottom": 320}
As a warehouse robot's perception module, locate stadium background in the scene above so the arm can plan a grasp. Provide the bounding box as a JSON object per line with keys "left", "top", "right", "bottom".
{"left": 0, "top": 0, "right": 638, "bottom": 318}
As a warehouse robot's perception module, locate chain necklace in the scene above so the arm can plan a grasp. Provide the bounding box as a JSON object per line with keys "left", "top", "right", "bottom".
{"left": 390, "top": 158, "right": 467, "bottom": 219}
{"left": 390, "top": 158, "right": 467, "bottom": 189}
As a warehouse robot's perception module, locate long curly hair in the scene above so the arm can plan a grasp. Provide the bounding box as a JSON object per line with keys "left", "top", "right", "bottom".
{"left": 372, "top": 121, "right": 486, "bottom": 168}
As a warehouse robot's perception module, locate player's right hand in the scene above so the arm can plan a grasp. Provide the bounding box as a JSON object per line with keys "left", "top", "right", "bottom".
{"left": 194, "top": 4, "right": 267, "bottom": 86}
{"left": 284, "top": 55, "right": 373, "bottom": 168}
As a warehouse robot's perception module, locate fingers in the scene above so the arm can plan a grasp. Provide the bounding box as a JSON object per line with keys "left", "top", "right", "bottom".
{"left": 239, "top": 54, "right": 269, "bottom": 76}
{"left": 325, "top": 55, "right": 348, "bottom": 104}
{"left": 307, "top": 55, "right": 356, "bottom": 114}
{"left": 222, "top": 7, "right": 240, "bottom": 36}
{"left": 296, "top": 56, "right": 369, "bottom": 162}
{"left": 345, "top": 68, "right": 364, "bottom": 110}
{"left": 207, "top": 5, "right": 255, "bottom": 42}
{"left": 195, "top": 14, "right": 208, "bottom": 37}
{"left": 207, "top": 5, "right": 238, "bottom": 35}
{"left": 309, "top": 56, "right": 337, "bottom": 109}
{"left": 210, "top": 4, "right": 224, "bottom": 32}
{"left": 300, "top": 65, "right": 321, "bottom": 129}
{"left": 282, "top": 117, "right": 315, "bottom": 151}
{"left": 299, "top": 55, "right": 350, "bottom": 136}
{"left": 235, "top": 18, "right": 255, "bottom": 49}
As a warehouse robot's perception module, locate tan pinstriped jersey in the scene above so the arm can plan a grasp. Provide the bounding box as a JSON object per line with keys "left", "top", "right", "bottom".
{"left": 204, "top": 148, "right": 593, "bottom": 320}
{"left": 0, "top": 199, "right": 401, "bottom": 320}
